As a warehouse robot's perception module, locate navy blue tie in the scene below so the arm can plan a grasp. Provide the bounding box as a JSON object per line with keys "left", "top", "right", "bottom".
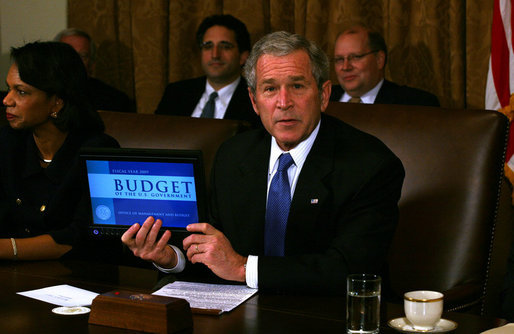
{"left": 265, "top": 153, "right": 294, "bottom": 256}
{"left": 201, "top": 91, "right": 218, "bottom": 118}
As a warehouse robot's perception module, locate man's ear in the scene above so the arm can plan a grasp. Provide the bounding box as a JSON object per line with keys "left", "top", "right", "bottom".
{"left": 320, "top": 80, "right": 332, "bottom": 112}
{"left": 240, "top": 50, "right": 249, "bottom": 67}
{"left": 376, "top": 50, "right": 386, "bottom": 71}
{"left": 248, "top": 87, "right": 260, "bottom": 116}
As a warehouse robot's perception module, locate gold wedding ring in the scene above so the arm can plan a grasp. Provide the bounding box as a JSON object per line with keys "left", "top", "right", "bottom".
{"left": 195, "top": 244, "right": 199, "bottom": 253}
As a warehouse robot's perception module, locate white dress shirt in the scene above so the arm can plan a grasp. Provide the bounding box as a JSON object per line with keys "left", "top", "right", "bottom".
{"left": 153, "top": 245, "right": 186, "bottom": 273}
{"left": 190, "top": 77, "right": 241, "bottom": 119}
{"left": 340, "top": 79, "right": 384, "bottom": 104}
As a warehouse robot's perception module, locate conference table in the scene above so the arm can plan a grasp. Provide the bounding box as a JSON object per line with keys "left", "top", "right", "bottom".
{"left": 0, "top": 260, "right": 507, "bottom": 333}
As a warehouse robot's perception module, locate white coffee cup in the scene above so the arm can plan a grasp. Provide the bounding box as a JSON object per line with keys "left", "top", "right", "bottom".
{"left": 404, "top": 290, "right": 444, "bottom": 330}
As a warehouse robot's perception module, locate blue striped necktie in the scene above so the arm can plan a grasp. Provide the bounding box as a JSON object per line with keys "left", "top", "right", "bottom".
{"left": 264, "top": 153, "right": 294, "bottom": 256}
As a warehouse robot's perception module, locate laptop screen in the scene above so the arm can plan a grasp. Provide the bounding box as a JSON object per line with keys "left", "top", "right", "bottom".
{"left": 80, "top": 148, "right": 207, "bottom": 237}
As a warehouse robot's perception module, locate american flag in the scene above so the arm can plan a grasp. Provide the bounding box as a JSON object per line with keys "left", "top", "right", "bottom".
{"left": 485, "top": 0, "right": 514, "bottom": 202}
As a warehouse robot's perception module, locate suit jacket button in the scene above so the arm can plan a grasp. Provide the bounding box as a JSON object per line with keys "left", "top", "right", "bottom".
{"left": 40, "top": 205, "right": 46, "bottom": 212}
{"left": 16, "top": 198, "right": 22, "bottom": 206}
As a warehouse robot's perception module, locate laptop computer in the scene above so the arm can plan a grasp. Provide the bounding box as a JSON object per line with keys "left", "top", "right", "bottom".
{"left": 80, "top": 147, "right": 208, "bottom": 240}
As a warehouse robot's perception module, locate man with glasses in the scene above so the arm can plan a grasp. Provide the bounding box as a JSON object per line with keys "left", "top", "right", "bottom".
{"left": 155, "top": 15, "right": 260, "bottom": 127}
{"left": 330, "top": 24, "right": 440, "bottom": 106}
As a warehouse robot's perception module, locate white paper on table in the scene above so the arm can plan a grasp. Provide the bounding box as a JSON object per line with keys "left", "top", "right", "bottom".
{"left": 481, "top": 323, "right": 514, "bottom": 334}
{"left": 17, "top": 284, "right": 99, "bottom": 307}
{"left": 153, "top": 281, "right": 258, "bottom": 314}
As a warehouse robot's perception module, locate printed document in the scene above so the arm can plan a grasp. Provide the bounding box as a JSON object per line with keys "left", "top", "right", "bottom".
{"left": 153, "top": 281, "right": 258, "bottom": 314}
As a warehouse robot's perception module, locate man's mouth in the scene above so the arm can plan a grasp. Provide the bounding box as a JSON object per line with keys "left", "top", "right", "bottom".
{"left": 276, "top": 118, "right": 298, "bottom": 126}
{"left": 342, "top": 74, "right": 357, "bottom": 81}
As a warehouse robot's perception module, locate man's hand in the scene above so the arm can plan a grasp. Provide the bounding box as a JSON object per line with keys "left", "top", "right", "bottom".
{"left": 121, "top": 216, "right": 177, "bottom": 268}
{"left": 183, "top": 223, "right": 246, "bottom": 282}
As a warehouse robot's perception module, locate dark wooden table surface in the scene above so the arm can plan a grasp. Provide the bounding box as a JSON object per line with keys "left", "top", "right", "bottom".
{"left": 0, "top": 260, "right": 507, "bottom": 333}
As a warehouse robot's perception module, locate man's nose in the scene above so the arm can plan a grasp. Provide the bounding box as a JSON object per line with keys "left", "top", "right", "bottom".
{"left": 277, "top": 88, "right": 293, "bottom": 110}
{"left": 341, "top": 58, "right": 353, "bottom": 71}
{"left": 211, "top": 45, "right": 221, "bottom": 58}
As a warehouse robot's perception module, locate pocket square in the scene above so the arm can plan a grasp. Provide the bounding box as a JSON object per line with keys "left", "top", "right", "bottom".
{"left": 310, "top": 199, "right": 318, "bottom": 204}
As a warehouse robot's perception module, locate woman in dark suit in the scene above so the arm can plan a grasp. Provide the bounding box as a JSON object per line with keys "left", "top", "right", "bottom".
{"left": 0, "top": 41, "right": 118, "bottom": 260}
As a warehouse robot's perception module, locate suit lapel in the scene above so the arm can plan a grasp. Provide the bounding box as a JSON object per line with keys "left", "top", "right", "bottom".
{"left": 329, "top": 84, "right": 344, "bottom": 102}
{"left": 374, "top": 79, "right": 396, "bottom": 104}
{"left": 171, "top": 77, "right": 207, "bottom": 117}
{"left": 286, "top": 117, "right": 335, "bottom": 251}
{"left": 188, "top": 77, "right": 207, "bottom": 115}
{"left": 231, "top": 134, "right": 270, "bottom": 254}
{"left": 224, "top": 78, "right": 247, "bottom": 119}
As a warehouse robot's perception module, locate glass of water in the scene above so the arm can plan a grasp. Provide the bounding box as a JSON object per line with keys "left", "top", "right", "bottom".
{"left": 346, "top": 274, "right": 381, "bottom": 334}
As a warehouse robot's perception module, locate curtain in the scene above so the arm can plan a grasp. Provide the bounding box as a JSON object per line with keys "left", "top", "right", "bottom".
{"left": 68, "top": 0, "right": 492, "bottom": 113}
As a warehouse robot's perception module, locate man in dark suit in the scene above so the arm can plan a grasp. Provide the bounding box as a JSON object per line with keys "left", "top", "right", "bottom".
{"left": 55, "top": 28, "right": 135, "bottom": 113}
{"left": 122, "top": 31, "right": 404, "bottom": 294}
{"left": 155, "top": 15, "right": 260, "bottom": 127}
{"left": 331, "top": 24, "right": 440, "bottom": 106}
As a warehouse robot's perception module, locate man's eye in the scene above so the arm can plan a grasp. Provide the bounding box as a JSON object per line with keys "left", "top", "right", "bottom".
{"left": 218, "top": 42, "right": 234, "bottom": 50}
{"left": 264, "top": 87, "right": 275, "bottom": 92}
{"left": 200, "top": 42, "right": 214, "bottom": 50}
{"left": 293, "top": 84, "right": 304, "bottom": 89}
{"left": 17, "top": 89, "right": 26, "bottom": 96}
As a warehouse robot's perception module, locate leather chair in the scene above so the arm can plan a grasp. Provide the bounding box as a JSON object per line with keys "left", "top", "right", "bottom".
{"left": 325, "top": 102, "right": 511, "bottom": 315}
{"left": 98, "top": 111, "right": 251, "bottom": 188}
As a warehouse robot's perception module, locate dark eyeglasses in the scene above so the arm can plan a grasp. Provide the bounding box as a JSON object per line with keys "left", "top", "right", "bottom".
{"left": 333, "top": 50, "right": 378, "bottom": 65}
{"left": 200, "top": 41, "right": 235, "bottom": 51}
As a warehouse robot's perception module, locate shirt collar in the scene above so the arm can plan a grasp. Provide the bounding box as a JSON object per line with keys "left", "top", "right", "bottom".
{"left": 205, "top": 76, "right": 241, "bottom": 108}
{"left": 268, "top": 119, "right": 321, "bottom": 174}
{"left": 342, "top": 78, "right": 384, "bottom": 104}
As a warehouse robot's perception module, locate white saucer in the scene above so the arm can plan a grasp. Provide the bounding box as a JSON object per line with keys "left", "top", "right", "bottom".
{"left": 388, "top": 317, "right": 458, "bottom": 333}
{"left": 52, "top": 306, "right": 91, "bottom": 315}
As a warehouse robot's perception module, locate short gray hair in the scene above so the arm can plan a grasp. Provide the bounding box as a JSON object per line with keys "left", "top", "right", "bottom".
{"left": 244, "top": 31, "right": 329, "bottom": 94}
{"left": 54, "top": 28, "right": 96, "bottom": 62}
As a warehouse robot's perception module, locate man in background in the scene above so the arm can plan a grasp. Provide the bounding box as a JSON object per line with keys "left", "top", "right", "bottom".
{"left": 55, "top": 28, "right": 134, "bottom": 113}
{"left": 155, "top": 15, "right": 260, "bottom": 127}
{"left": 331, "top": 24, "right": 440, "bottom": 106}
